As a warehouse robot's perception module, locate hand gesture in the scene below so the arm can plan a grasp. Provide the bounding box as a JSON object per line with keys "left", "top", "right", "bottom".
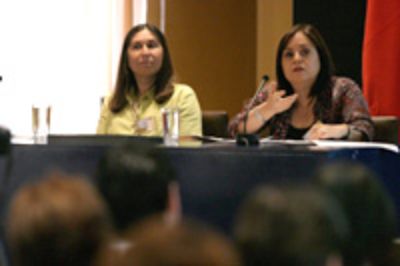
{"left": 259, "top": 82, "right": 298, "bottom": 115}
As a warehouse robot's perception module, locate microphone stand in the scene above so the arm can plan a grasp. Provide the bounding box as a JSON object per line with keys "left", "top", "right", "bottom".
{"left": 236, "top": 75, "right": 269, "bottom": 146}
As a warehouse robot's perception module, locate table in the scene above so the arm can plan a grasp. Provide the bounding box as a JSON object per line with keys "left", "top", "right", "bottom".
{"left": 0, "top": 140, "right": 399, "bottom": 235}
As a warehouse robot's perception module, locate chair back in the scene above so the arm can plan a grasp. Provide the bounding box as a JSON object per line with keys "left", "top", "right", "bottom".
{"left": 202, "top": 111, "right": 229, "bottom": 138}
{"left": 372, "top": 116, "right": 399, "bottom": 144}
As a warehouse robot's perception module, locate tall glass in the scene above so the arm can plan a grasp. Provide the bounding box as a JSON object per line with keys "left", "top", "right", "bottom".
{"left": 161, "top": 107, "right": 179, "bottom": 146}
{"left": 32, "top": 104, "right": 51, "bottom": 144}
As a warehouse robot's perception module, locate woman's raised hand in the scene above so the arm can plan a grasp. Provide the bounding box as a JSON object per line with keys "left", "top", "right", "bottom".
{"left": 260, "top": 81, "right": 298, "bottom": 116}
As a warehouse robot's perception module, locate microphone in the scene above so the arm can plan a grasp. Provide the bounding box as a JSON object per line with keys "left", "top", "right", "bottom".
{"left": 236, "top": 74, "right": 269, "bottom": 146}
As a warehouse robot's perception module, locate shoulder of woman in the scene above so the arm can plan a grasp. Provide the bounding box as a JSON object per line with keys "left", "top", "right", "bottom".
{"left": 102, "top": 93, "right": 116, "bottom": 106}
{"left": 332, "top": 76, "right": 359, "bottom": 87}
{"left": 331, "top": 76, "right": 364, "bottom": 103}
{"left": 101, "top": 92, "right": 124, "bottom": 113}
{"left": 172, "top": 83, "right": 197, "bottom": 96}
{"left": 332, "top": 76, "right": 361, "bottom": 92}
{"left": 103, "top": 93, "right": 113, "bottom": 100}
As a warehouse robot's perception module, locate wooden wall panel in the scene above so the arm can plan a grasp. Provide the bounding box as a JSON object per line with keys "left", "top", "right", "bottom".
{"left": 257, "top": 0, "right": 293, "bottom": 83}
{"left": 146, "top": 0, "right": 293, "bottom": 120}
{"left": 164, "top": 0, "right": 257, "bottom": 118}
{"left": 147, "top": 0, "right": 160, "bottom": 27}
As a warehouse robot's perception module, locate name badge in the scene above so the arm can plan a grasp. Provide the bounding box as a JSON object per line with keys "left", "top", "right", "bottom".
{"left": 135, "top": 117, "right": 155, "bottom": 132}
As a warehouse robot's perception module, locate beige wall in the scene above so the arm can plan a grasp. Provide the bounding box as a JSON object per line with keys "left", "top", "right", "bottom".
{"left": 148, "top": 0, "right": 292, "bottom": 118}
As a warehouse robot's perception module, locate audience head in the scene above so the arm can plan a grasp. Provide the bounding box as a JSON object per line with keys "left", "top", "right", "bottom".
{"left": 96, "top": 144, "right": 179, "bottom": 232}
{"left": 234, "top": 185, "right": 348, "bottom": 266}
{"left": 112, "top": 23, "right": 173, "bottom": 111}
{"left": 276, "top": 23, "right": 335, "bottom": 100}
{"left": 313, "top": 161, "right": 397, "bottom": 266}
{"left": 6, "top": 173, "right": 111, "bottom": 266}
{"left": 96, "top": 216, "right": 242, "bottom": 266}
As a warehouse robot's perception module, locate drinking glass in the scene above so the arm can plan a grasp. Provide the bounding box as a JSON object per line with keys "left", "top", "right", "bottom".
{"left": 32, "top": 104, "right": 51, "bottom": 144}
{"left": 161, "top": 107, "right": 179, "bottom": 146}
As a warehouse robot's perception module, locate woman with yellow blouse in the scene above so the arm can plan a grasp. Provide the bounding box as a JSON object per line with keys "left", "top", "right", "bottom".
{"left": 97, "top": 24, "right": 202, "bottom": 137}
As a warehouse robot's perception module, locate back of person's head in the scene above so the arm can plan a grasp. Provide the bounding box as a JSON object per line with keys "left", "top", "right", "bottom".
{"left": 96, "top": 144, "right": 177, "bottom": 231}
{"left": 96, "top": 215, "right": 241, "bottom": 266}
{"left": 6, "top": 173, "right": 111, "bottom": 266}
{"left": 234, "top": 185, "right": 348, "bottom": 266}
{"left": 313, "top": 161, "right": 397, "bottom": 266}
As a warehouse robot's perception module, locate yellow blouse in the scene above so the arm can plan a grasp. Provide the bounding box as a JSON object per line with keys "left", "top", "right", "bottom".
{"left": 96, "top": 83, "right": 202, "bottom": 137}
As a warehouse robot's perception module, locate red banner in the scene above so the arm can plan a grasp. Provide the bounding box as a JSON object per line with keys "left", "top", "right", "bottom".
{"left": 362, "top": 0, "right": 400, "bottom": 141}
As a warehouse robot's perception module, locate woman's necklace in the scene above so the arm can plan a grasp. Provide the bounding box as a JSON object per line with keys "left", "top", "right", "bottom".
{"left": 131, "top": 93, "right": 155, "bottom": 134}
{"left": 131, "top": 100, "right": 142, "bottom": 133}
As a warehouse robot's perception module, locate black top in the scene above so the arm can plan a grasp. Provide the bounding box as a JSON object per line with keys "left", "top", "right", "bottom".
{"left": 286, "top": 124, "right": 310, "bottom": 140}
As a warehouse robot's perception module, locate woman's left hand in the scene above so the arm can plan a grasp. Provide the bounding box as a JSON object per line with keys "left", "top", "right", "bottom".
{"left": 303, "top": 122, "right": 349, "bottom": 140}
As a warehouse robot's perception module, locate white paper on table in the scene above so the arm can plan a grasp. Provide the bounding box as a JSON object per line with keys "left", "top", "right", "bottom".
{"left": 312, "top": 140, "right": 399, "bottom": 153}
{"left": 260, "top": 138, "right": 315, "bottom": 146}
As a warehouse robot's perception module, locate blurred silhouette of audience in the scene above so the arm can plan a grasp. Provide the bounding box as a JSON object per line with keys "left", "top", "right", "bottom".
{"left": 6, "top": 173, "right": 112, "bottom": 266}
{"left": 95, "top": 144, "right": 180, "bottom": 233}
{"left": 96, "top": 216, "right": 241, "bottom": 266}
{"left": 313, "top": 161, "right": 399, "bottom": 266}
{"left": 234, "top": 185, "right": 348, "bottom": 266}
{"left": 5, "top": 143, "right": 399, "bottom": 266}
